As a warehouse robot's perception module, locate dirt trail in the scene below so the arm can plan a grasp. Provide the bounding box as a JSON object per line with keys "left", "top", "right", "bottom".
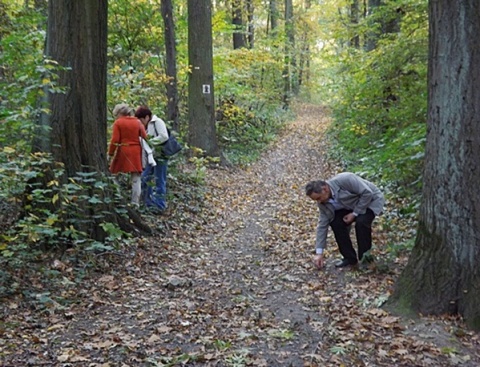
{"left": 3, "top": 104, "right": 480, "bottom": 366}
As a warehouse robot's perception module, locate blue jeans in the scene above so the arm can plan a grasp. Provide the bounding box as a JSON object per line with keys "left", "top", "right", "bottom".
{"left": 141, "top": 160, "right": 167, "bottom": 210}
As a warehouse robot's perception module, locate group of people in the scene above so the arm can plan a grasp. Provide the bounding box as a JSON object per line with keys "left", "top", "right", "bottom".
{"left": 108, "top": 102, "right": 385, "bottom": 269}
{"left": 108, "top": 103, "right": 170, "bottom": 213}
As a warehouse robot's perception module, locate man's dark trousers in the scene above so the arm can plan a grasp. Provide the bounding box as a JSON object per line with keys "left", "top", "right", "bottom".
{"left": 330, "top": 208, "right": 375, "bottom": 263}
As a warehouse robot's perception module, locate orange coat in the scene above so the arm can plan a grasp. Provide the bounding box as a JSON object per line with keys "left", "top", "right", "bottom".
{"left": 108, "top": 116, "right": 147, "bottom": 174}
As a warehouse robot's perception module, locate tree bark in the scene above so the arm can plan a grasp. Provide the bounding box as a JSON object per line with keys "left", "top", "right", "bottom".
{"left": 350, "top": 0, "right": 360, "bottom": 48}
{"left": 365, "top": 0, "right": 381, "bottom": 51}
{"left": 269, "top": 0, "right": 278, "bottom": 35}
{"left": 283, "top": 0, "right": 297, "bottom": 104}
{"left": 246, "top": 0, "right": 254, "bottom": 48}
{"left": 161, "top": 0, "right": 180, "bottom": 131}
{"left": 35, "top": 0, "right": 150, "bottom": 240}
{"left": 388, "top": 0, "right": 480, "bottom": 331}
{"left": 187, "top": 0, "right": 221, "bottom": 158}
{"left": 232, "top": 0, "right": 246, "bottom": 49}
{"left": 298, "top": 0, "right": 312, "bottom": 93}
{"left": 42, "top": 0, "right": 108, "bottom": 174}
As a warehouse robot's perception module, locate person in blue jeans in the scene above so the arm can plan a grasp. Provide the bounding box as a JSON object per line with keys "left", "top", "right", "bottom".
{"left": 135, "top": 106, "right": 169, "bottom": 212}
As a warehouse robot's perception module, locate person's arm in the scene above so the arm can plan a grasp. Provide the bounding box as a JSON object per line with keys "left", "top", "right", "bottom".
{"left": 108, "top": 122, "right": 120, "bottom": 156}
{"left": 140, "top": 121, "right": 147, "bottom": 139}
{"left": 315, "top": 218, "right": 328, "bottom": 254}
{"left": 150, "top": 118, "right": 169, "bottom": 144}
{"left": 140, "top": 138, "right": 156, "bottom": 167}
{"left": 314, "top": 206, "right": 330, "bottom": 269}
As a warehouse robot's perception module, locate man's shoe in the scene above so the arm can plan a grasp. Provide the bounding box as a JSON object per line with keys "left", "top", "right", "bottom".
{"left": 335, "top": 258, "right": 358, "bottom": 268}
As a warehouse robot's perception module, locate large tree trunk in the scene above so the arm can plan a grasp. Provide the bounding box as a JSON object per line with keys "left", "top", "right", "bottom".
{"left": 42, "top": 1, "right": 108, "bottom": 174}
{"left": 232, "top": 0, "right": 246, "bottom": 49}
{"left": 365, "top": 0, "right": 381, "bottom": 51}
{"left": 269, "top": 0, "right": 278, "bottom": 35}
{"left": 187, "top": 0, "right": 220, "bottom": 158}
{"left": 35, "top": 0, "right": 150, "bottom": 240}
{"left": 246, "top": 0, "right": 254, "bottom": 48}
{"left": 297, "top": 0, "right": 312, "bottom": 94}
{"left": 161, "top": 0, "right": 180, "bottom": 131}
{"left": 283, "top": 0, "right": 296, "bottom": 105}
{"left": 389, "top": 0, "right": 480, "bottom": 331}
{"left": 350, "top": 0, "right": 360, "bottom": 48}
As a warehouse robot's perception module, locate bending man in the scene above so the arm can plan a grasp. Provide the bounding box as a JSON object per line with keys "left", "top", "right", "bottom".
{"left": 305, "top": 172, "right": 385, "bottom": 269}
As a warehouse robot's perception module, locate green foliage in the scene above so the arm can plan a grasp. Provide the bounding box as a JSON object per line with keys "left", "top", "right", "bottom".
{"left": 213, "top": 46, "right": 292, "bottom": 165}
{"left": 268, "top": 328, "right": 295, "bottom": 340}
{"left": 0, "top": 150, "right": 132, "bottom": 265}
{"left": 216, "top": 97, "right": 290, "bottom": 165}
{"left": 0, "top": 5, "right": 49, "bottom": 153}
{"left": 225, "top": 353, "right": 248, "bottom": 367}
{"left": 187, "top": 150, "right": 220, "bottom": 184}
{"left": 214, "top": 339, "right": 232, "bottom": 351}
{"left": 386, "top": 238, "right": 415, "bottom": 260}
{"left": 107, "top": 0, "right": 189, "bottom": 121}
{"left": 317, "top": 0, "right": 428, "bottom": 200}
{"left": 330, "top": 344, "right": 348, "bottom": 355}
{"left": 106, "top": 1, "right": 293, "bottom": 166}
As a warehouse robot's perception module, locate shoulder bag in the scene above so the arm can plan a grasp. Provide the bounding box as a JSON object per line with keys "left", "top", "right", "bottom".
{"left": 153, "top": 123, "right": 182, "bottom": 158}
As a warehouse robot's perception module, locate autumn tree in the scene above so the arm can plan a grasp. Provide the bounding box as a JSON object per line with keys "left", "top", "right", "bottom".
{"left": 39, "top": 0, "right": 108, "bottom": 172}
{"left": 388, "top": 0, "right": 480, "bottom": 330}
{"left": 246, "top": 0, "right": 254, "bottom": 48}
{"left": 268, "top": 0, "right": 278, "bottom": 35}
{"left": 35, "top": 0, "right": 148, "bottom": 241}
{"left": 232, "top": 0, "right": 247, "bottom": 49}
{"left": 297, "top": 0, "right": 313, "bottom": 93}
{"left": 283, "top": 0, "right": 297, "bottom": 103}
{"left": 365, "top": 0, "right": 382, "bottom": 51}
{"left": 161, "top": 0, "right": 179, "bottom": 131}
{"left": 187, "top": 0, "right": 220, "bottom": 158}
{"left": 350, "top": 0, "right": 360, "bottom": 48}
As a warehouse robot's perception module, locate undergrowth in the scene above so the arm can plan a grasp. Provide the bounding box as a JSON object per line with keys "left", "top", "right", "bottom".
{"left": 216, "top": 99, "right": 292, "bottom": 166}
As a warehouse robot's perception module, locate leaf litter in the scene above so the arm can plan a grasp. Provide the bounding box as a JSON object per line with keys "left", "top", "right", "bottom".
{"left": 1, "top": 104, "right": 479, "bottom": 366}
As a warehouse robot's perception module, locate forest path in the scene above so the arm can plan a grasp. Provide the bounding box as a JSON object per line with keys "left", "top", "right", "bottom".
{"left": 3, "top": 104, "right": 480, "bottom": 366}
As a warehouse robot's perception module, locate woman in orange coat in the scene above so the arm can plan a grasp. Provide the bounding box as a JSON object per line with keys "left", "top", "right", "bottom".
{"left": 108, "top": 103, "right": 147, "bottom": 206}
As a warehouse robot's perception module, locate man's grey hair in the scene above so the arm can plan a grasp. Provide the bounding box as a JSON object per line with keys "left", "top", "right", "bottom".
{"left": 113, "top": 103, "right": 132, "bottom": 118}
{"left": 305, "top": 180, "right": 328, "bottom": 196}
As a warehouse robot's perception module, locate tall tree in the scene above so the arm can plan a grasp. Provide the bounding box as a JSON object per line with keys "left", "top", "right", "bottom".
{"left": 36, "top": 0, "right": 148, "bottom": 239}
{"left": 232, "top": 0, "right": 247, "bottom": 49}
{"left": 389, "top": 0, "right": 480, "bottom": 331}
{"left": 161, "top": 0, "right": 180, "bottom": 131}
{"left": 246, "top": 0, "right": 254, "bottom": 48}
{"left": 297, "top": 0, "right": 312, "bottom": 92}
{"left": 350, "top": 0, "right": 360, "bottom": 48}
{"left": 365, "top": 0, "right": 382, "bottom": 51}
{"left": 230, "top": 0, "right": 253, "bottom": 49}
{"left": 187, "top": 0, "right": 220, "bottom": 157}
{"left": 269, "top": 0, "right": 278, "bottom": 35}
{"left": 40, "top": 0, "right": 108, "bottom": 174}
{"left": 283, "top": 0, "right": 297, "bottom": 104}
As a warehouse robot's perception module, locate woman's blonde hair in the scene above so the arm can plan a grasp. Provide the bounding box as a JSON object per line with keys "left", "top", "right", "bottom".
{"left": 112, "top": 103, "right": 132, "bottom": 118}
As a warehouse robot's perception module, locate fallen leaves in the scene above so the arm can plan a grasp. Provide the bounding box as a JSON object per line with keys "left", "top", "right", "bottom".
{"left": 1, "top": 104, "right": 479, "bottom": 366}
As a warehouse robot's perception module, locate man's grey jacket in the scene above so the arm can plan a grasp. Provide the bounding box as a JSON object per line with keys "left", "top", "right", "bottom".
{"left": 315, "top": 172, "right": 385, "bottom": 252}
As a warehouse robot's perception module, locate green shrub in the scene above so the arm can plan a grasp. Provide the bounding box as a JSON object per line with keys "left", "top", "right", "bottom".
{"left": 0, "top": 150, "right": 132, "bottom": 265}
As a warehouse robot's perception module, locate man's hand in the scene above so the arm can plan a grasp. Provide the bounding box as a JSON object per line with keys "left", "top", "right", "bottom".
{"left": 313, "top": 254, "right": 324, "bottom": 269}
{"left": 343, "top": 213, "right": 356, "bottom": 225}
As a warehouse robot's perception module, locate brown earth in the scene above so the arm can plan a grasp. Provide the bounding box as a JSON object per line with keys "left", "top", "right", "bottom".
{"left": 1, "top": 103, "right": 479, "bottom": 366}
